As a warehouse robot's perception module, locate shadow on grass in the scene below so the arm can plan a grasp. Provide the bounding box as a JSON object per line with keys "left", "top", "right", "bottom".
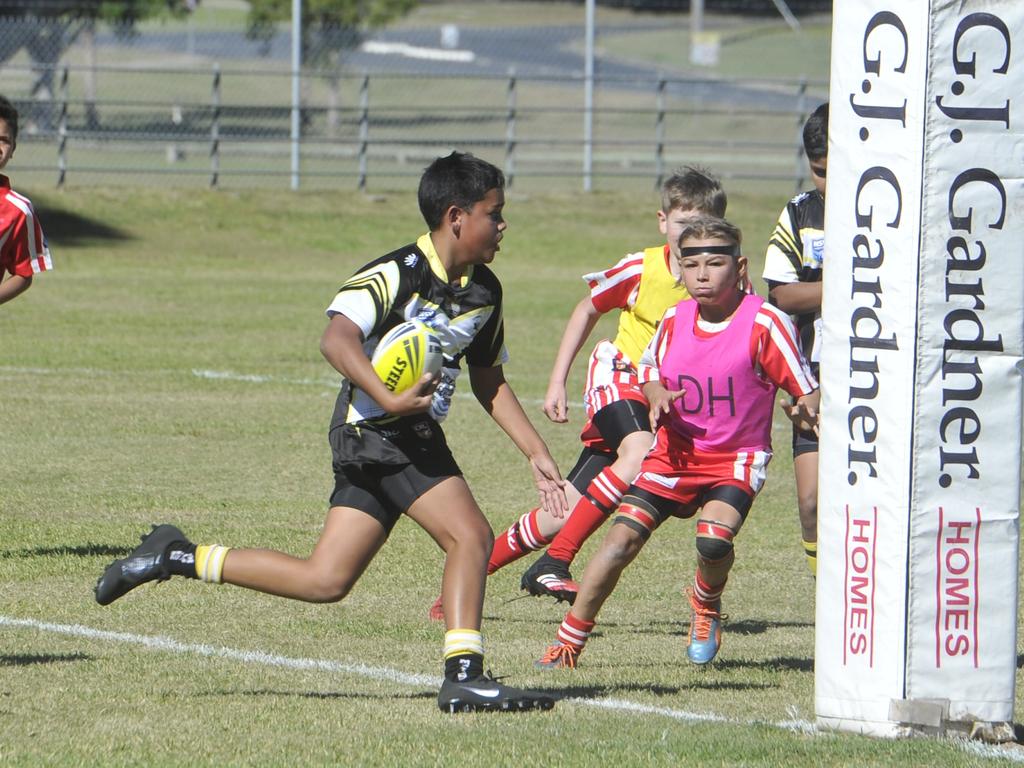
{"left": 485, "top": 611, "right": 812, "bottom": 638}
{"left": 34, "top": 207, "right": 133, "bottom": 248}
{"left": 713, "top": 656, "right": 813, "bottom": 673}
{"left": 0, "top": 652, "right": 91, "bottom": 666}
{"left": 230, "top": 689, "right": 436, "bottom": 702}
{"left": 0, "top": 543, "right": 129, "bottom": 559}
{"left": 719, "top": 618, "right": 814, "bottom": 636}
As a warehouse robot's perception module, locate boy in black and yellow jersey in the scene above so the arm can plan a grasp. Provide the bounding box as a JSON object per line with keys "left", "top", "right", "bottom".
{"left": 762, "top": 102, "right": 828, "bottom": 576}
{"left": 96, "top": 152, "right": 566, "bottom": 714}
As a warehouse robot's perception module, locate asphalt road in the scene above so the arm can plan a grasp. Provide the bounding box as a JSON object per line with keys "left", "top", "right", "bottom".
{"left": 104, "top": 22, "right": 820, "bottom": 113}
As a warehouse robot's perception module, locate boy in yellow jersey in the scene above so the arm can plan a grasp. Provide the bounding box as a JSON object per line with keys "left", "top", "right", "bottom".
{"left": 429, "top": 167, "right": 726, "bottom": 618}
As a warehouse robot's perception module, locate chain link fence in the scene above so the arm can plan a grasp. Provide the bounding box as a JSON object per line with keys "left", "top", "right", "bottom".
{"left": 0, "top": 1, "right": 830, "bottom": 194}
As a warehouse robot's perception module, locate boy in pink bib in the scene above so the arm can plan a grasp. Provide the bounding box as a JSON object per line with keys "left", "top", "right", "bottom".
{"left": 537, "top": 216, "right": 819, "bottom": 669}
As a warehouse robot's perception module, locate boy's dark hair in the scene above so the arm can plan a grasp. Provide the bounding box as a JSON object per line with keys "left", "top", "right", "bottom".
{"left": 676, "top": 215, "right": 742, "bottom": 253}
{"left": 418, "top": 151, "right": 505, "bottom": 230}
{"left": 0, "top": 95, "right": 18, "bottom": 143}
{"left": 803, "top": 102, "right": 829, "bottom": 161}
{"left": 661, "top": 165, "right": 727, "bottom": 218}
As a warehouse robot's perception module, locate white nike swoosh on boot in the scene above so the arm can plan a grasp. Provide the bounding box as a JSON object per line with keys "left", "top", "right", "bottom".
{"left": 462, "top": 687, "right": 501, "bottom": 698}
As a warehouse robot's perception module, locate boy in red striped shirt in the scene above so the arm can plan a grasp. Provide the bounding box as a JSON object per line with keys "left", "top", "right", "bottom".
{"left": 0, "top": 96, "right": 53, "bottom": 306}
{"left": 536, "top": 216, "right": 819, "bottom": 669}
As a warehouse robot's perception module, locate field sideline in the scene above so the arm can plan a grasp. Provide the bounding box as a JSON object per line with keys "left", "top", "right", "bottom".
{"left": 1, "top": 185, "right": 1022, "bottom": 766}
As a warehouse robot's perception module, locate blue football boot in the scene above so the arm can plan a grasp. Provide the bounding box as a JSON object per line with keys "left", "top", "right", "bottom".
{"left": 686, "top": 589, "right": 723, "bottom": 665}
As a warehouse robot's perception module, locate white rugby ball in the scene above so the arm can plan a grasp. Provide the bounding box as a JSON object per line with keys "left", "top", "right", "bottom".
{"left": 371, "top": 320, "right": 443, "bottom": 395}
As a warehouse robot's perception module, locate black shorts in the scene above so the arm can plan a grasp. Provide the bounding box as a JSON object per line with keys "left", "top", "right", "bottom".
{"left": 328, "top": 416, "right": 461, "bottom": 534}
{"left": 792, "top": 425, "right": 819, "bottom": 457}
{"left": 591, "top": 398, "right": 652, "bottom": 453}
{"left": 791, "top": 361, "right": 819, "bottom": 457}
{"left": 565, "top": 446, "right": 616, "bottom": 494}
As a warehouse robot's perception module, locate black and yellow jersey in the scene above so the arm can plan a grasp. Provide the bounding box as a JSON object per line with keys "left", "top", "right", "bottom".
{"left": 326, "top": 233, "right": 508, "bottom": 427}
{"left": 762, "top": 189, "right": 824, "bottom": 365}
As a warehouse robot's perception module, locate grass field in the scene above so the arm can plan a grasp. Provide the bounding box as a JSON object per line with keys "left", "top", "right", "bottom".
{"left": 1, "top": 184, "right": 1022, "bottom": 766}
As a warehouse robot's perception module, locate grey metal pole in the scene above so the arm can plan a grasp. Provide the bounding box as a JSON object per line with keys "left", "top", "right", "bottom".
{"left": 290, "top": 0, "right": 301, "bottom": 190}
{"left": 505, "top": 68, "right": 517, "bottom": 189}
{"left": 583, "top": 0, "right": 594, "bottom": 192}
{"left": 57, "top": 65, "right": 68, "bottom": 188}
{"left": 210, "top": 64, "right": 221, "bottom": 189}
{"left": 358, "top": 73, "right": 369, "bottom": 191}
{"left": 654, "top": 77, "right": 666, "bottom": 191}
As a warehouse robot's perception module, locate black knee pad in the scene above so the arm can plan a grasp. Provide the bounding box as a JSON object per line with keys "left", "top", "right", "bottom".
{"left": 695, "top": 535, "right": 734, "bottom": 562}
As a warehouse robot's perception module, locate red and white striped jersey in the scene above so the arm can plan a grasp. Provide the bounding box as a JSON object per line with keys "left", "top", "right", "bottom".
{"left": 638, "top": 297, "right": 817, "bottom": 401}
{"left": 0, "top": 175, "right": 52, "bottom": 278}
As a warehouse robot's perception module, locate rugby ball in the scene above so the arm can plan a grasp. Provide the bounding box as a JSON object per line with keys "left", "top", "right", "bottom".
{"left": 371, "top": 320, "right": 443, "bottom": 395}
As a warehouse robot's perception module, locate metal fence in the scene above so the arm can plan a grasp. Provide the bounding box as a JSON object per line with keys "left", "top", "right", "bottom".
{"left": 0, "top": 6, "right": 830, "bottom": 194}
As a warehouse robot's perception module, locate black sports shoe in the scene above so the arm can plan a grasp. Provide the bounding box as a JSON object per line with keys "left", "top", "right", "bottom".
{"left": 437, "top": 672, "right": 555, "bottom": 713}
{"left": 520, "top": 553, "right": 579, "bottom": 605}
{"left": 94, "top": 524, "right": 191, "bottom": 606}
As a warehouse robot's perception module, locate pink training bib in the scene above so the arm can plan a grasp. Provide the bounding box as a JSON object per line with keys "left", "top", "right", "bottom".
{"left": 659, "top": 294, "right": 777, "bottom": 452}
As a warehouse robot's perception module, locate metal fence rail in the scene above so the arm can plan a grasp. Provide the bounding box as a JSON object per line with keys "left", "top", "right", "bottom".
{"left": 1, "top": 11, "right": 829, "bottom": 193}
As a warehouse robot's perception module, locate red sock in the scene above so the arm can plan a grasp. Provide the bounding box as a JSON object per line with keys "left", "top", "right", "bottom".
{"left": 488, "top": 508, "right": 550, "bottom": 574}
{"left": 693, "top": 570, "right": 726, "bottom": 606}
{"left": 556, "top": 612, "right": 595, "bottom": 650}
{"left": 547, "top": 468, "right": 630, "bottom": 564}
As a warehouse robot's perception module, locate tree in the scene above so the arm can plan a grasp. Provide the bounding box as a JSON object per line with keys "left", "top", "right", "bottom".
{"left": 245, "top": 0, "right": 417, "bottom": 136}
{"left": 1, "top": 0, "right": 193, "bottom": 129}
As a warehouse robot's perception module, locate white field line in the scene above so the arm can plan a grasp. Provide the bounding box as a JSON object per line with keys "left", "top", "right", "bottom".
{"left": 192, "top": 368, "right": 342, "bottom": 389}
{"left": 2, "top": 614, "right": 1019, "bottom": 763}
{"left": 191, "top": 368, "right": 558, "bottom": 408}
{"left": 0, "top": 615, "right": 437, "bottom": 688}
{"left": 0, "top": 364, "right": 796, "bottom": 432}
{"left": 1, "top": 614, "right": 795, "bottom": 729}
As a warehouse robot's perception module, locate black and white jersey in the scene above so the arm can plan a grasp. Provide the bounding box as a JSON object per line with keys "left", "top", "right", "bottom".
{"left": 762, "top": 189, "right": 825, "bottom": 366}
{"left": 326, "top": 233, "right": 508, "bottom": 427}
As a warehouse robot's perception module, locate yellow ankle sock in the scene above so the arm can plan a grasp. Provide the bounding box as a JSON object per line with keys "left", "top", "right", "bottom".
{"left": 195, "top": 544, "right": 230, "bottom": 583}
{"left": 802, "top": 539, "right": 817, "bottom": 576}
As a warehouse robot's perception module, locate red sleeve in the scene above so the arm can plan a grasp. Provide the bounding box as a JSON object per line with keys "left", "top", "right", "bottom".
{"left": 750, "top": 305, "right": 817, "bottom": 397}
{"left": 583, "top": 252, "right": 644, "bottom": 314}
{"left": 637, "top": 306, "right": 675, "bottom": 384}
{"left": 1, "top": 193, "right": 52, "bottom": 277}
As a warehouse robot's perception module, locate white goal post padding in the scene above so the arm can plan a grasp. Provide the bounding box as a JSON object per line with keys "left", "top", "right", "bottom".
{"left": 816, "top": 0, "right": 1023, "bottom": 736}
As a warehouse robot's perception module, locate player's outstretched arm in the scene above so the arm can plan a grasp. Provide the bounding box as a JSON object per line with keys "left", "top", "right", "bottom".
{"left": 471, "top": 364, "right": 569, "bottom": 516}
{"left": 0, "top": 274, "right": 32, "bottom": 306}
{"left": 779, "top": 388, "right": 821, "bottom": 436}
{"left": 320, "top": 313, "right": 435, "bottom": 417}
{"left": 543, "top": 296, "right": 603, "bottom": 423}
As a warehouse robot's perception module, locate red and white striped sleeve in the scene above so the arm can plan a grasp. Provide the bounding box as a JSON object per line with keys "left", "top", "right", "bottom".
{"left": 1, "top": 188, "right": 52, "bottom": 277}
{"left": 637, "top": 305, "right": 676, "bottom": 384}
{"left": 751, "top": 303, "right": 818, "bottom": 397}
{"left": 583, "top": 251, "right": 644, "bottom": 314}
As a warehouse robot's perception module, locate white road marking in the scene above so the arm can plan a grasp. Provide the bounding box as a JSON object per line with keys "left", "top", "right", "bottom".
{"left": 361, "top": 41, "right": 475, "bottom": 63}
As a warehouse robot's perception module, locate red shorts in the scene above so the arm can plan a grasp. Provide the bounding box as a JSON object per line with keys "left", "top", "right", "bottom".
{"left": 631, "top": 426, "right": 772, "bottom": 506}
